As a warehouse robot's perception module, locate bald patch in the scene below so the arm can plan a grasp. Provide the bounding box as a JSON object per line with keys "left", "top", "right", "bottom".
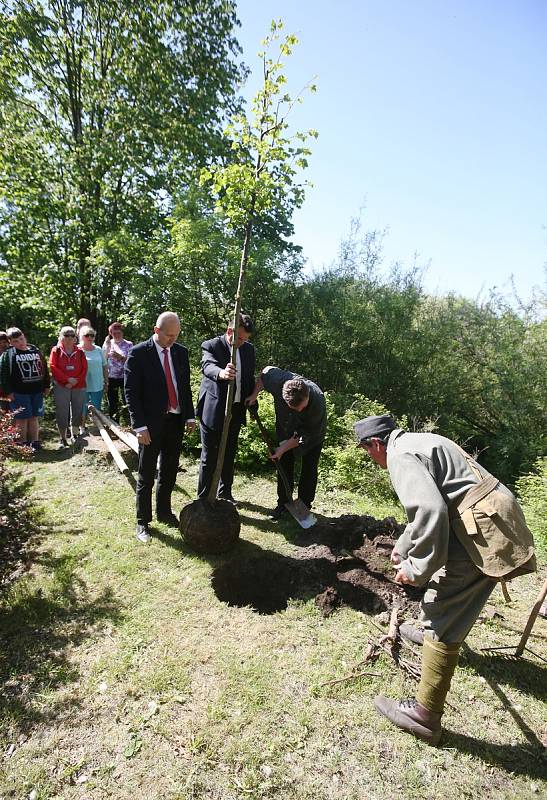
{"left": 156, "top": 311, "right": 180, "bottom": 329}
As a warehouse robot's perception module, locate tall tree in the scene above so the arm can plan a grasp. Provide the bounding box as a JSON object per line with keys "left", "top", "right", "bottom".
{"left": 198, "top": 19, "right": 317, "bottom": 502}
{"left": 0, "top": 0, "right": 245, "bottom": 335}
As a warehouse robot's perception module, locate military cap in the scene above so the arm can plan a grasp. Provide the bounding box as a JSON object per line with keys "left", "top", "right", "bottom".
{"left": 354, "top": 414, "right": 396, "bottom": 443}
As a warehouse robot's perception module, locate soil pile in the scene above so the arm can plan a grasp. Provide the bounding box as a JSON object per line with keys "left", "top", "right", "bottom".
{"left": 212, "top": 513, "right": 424, "bottom": 616}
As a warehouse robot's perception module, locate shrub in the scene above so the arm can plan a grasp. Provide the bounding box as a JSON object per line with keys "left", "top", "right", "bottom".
{"left": 319, "top": 394, "right": 401, "bottom": 502}
{"left": 236, "top": 393, "right": 278, "bottom": 471}
{"left": 515, "top": 458, "right": 547, "bottom": 562}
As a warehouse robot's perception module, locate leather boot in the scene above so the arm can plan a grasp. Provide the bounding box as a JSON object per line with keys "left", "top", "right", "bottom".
{"left": 374, "top": 696, "right": 442, "bottom": 745}
{"left": 400, "top": 621, "right": 425, "bottom": 646}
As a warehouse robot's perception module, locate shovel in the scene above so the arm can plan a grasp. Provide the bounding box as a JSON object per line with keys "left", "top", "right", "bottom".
{"left": 249, "top": 407, "right": 317, "bottom": 529}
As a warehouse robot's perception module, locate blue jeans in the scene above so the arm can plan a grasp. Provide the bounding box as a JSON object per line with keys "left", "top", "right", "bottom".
{"left": 86, "top": 390, "right": 103, "bottom": 411}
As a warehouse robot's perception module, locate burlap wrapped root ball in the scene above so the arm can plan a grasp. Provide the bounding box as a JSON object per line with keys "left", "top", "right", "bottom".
{"left": 180, "top": 498, "right": 240, "bottom": 554}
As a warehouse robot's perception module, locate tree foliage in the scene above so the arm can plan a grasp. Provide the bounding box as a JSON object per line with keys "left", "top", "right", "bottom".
{"left": 0, "top": 0, "right": 245, "bottom": 335}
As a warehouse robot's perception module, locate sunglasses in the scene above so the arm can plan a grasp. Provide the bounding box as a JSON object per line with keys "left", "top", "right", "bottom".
{"left": 83, "top": 333, "right": 95, "bottom": 338}
{"left": 63, "top": 332, "right": 76, "bottom": 338}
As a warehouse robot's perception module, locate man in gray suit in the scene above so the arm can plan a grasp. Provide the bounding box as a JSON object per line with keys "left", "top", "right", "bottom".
{"left": 246, "top": 366, "right": 327, "bottom": 520}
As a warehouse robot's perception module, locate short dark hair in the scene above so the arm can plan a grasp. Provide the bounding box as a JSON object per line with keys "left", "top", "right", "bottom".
{"left": 228, "top": 312, "right": 254, "bottom": 333}
{"left": 282, "top": 378, "right": 309, "bottom": 407}
{"left": 360, "top": 434, "right": 390, "bottom": 447}
{"left": 6, "top": 327, "right": 23, "bottom": 340}
{"left": 0, "top": 331, "right": 8, "bottom": 342}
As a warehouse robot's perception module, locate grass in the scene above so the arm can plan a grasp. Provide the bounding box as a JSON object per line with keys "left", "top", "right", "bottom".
{"left": 0, "top": 434, "right": 546, "bottom": 800}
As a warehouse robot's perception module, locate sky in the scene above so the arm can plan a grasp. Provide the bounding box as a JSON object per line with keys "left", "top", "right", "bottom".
{"left": 235, "top": 0, "right": 547, "bottom": 302}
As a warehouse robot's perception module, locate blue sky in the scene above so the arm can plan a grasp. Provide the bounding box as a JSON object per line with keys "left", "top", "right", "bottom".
{"left": 235, "top": 0, "right": 546, "bottom": 302}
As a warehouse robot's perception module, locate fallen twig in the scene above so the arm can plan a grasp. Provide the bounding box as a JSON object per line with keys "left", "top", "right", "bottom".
{"left": 354, "top": 640, "right": 380, "bottom": 669}
{"left": 319, "top": 670, "right": 382, "bottom": 688}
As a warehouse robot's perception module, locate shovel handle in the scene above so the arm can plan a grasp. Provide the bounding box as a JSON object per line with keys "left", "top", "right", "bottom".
{"left": 249, "top": 406, "right": 292, "bottom": 497}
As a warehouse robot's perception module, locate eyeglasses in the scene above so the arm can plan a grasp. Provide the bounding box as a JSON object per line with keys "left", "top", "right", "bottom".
{"left": 63, "top": 332, "right": 76, "bottom": 338}
{"left": 83, "top": 333, "right": 95, "bottom": 338}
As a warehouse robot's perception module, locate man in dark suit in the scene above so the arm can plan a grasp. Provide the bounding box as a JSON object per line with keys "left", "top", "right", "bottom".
{"left": 124, "top": 312, "right": 195, "bottom": 543}
{"left": 245, "top": 367, "right": 327, "bottom": 520}
{"left": 196, "top": 313, "right": 255, "bottom": 504}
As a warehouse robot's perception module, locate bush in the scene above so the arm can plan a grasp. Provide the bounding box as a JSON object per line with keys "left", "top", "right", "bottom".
{"left": 516, "top": 458, "right": 547, "bottom": 562}
{"left": 236, "top": 393, "right": 278, "bottom": 471}
{"left": 319, "top": 394, "right": 400, "bottom": 502}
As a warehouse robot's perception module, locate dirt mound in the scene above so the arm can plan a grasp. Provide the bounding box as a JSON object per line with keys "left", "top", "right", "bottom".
{"left": 211, "top": 513, "right": 424, "bottom": 616}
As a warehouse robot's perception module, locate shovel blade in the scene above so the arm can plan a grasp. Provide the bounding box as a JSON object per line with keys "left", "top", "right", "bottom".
{"left": 285, "top": 499, "right": 317, "bottom": 529}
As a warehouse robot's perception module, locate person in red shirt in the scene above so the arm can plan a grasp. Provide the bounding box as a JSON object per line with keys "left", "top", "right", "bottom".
{"left": 49, "top": 325, "right": 88, "bottom": 448}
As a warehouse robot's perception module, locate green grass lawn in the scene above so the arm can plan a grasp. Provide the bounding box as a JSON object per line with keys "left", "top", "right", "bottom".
{"left": 1, "top": 441, "right": 546, "bottom": 800}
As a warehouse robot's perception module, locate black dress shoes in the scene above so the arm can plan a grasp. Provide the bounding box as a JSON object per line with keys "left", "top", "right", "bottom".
{"left": 156, "top": 512, "right": 179, "bottom": 528}
{"left": 268, "top": 505, "right": 286, "bottom": 521}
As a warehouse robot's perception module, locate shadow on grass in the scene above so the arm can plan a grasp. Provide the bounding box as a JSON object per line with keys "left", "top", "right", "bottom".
{"left": 154, "top": 506, "right": 411, "bottom": 617}
{"left": 439, "top": 643, "right": 547, "bottom": 778}
{"left": 1, "top": 548, "right": 124, "bottom": 736}
{"left": 443, "top": 730, "right": 546, "bottom": 780}
{"left": 460, "top": 644, "right": 547, "bottom": 703}
{"left": 205, "top": 538, "right": 391, "bottom": 616}
{"left": 0, "top": 468, "right": 39, "bottom": 589}
{"left": 1, "top": 465, "right": 124, "bottom": 736}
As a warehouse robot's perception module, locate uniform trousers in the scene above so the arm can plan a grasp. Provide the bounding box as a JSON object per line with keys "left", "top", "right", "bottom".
{"left": 419, "top": 533, "right": 497, "bottom": 643}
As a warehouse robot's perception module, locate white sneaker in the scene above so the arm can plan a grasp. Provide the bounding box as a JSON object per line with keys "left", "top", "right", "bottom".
{"left": 136, "top": 524, "right": 152, "bottom": 543}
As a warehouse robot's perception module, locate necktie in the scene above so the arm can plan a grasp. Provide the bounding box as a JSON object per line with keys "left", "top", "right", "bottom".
{"left": 162, "top": 348, "right": 178, "bottom": 411}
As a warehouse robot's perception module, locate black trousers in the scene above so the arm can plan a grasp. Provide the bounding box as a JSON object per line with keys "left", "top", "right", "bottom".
{"left": 136, "top": 413, "right": 184, "bottom": 524}
{"left": 198, "top": 405, "right": 243, "bottom": 499}
{"left": 277, "top": 441, "right": 323, "bottom": 508}
{"left": 107, "top": 377, "right": 125, "bottom": 421}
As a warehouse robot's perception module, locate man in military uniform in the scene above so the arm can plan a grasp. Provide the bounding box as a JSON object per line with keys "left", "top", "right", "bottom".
{"left": 355, "top": 415, "right": 536, "bottom": 745}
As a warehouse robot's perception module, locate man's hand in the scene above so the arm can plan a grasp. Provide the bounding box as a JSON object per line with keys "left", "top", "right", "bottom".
{"left": 390, "top": 548, "right": 402, "bottom": 565}
{"left": 136, "top": 429, "right": 151, "bottom": 446}
{"left": 244, "top": 393, "right": 258, "bottom": 407}
{"left": 270, "top": 434, "right": 299, "bottom": 461}
{"left": 394, "top": 567, "right": 416, "bottom": 586}
{"left": 219, "top": 363, "right": 236, "bottom": 381}
{"left": 185, "top": 420, "right": 196, "bottom": 433}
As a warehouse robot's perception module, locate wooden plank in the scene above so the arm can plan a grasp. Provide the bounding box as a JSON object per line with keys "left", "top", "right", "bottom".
{"left": 90, "top": 405, "right": 139, "bottom": 453}
{"left": 90, "top": 410, "right": 130, "bottom": 474}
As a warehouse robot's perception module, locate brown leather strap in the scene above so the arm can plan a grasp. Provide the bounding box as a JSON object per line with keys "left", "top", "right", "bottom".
{"left": 454, "top": 474, "right": 499, "bottom": 516}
